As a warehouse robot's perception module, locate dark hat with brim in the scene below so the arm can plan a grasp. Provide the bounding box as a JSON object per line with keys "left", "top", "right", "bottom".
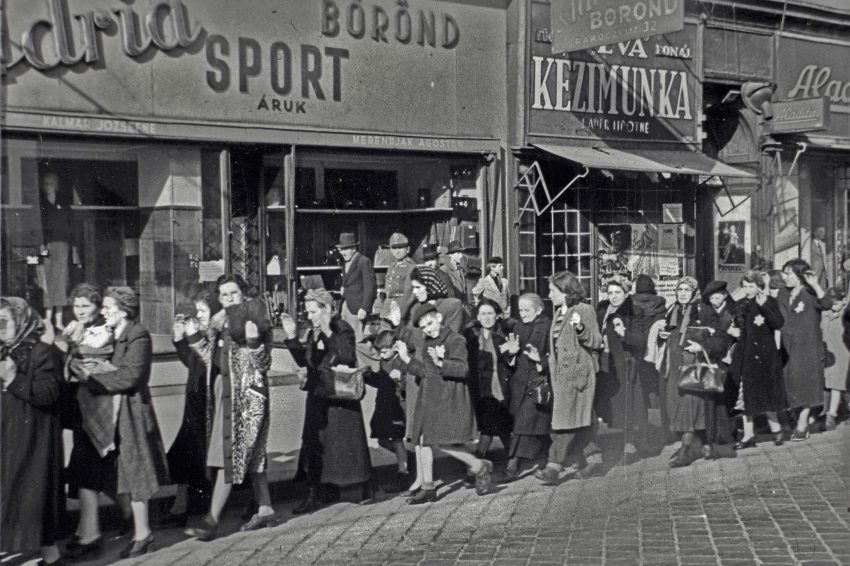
{"left": 335, "top": 233, "right": 358, "bottom": 248}
{"left": 421, "top": 243, "right": 440, "bottom": 261}
{"left": 702, "top": 280, "right": 728, "bottom": 301}
{"left": 412, "top": 302, "right": 440, "bottom": 326}
{"left": 446, "top": 240, "right": 468, "bottom": 254}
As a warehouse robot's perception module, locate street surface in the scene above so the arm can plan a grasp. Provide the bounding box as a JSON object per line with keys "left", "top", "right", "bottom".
{"left": 48, "top": 420, "right": 850, "bottom": 566}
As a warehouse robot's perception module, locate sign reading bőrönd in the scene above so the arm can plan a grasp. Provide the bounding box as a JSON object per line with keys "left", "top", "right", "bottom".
{"left": 1, "top": 0, "right": 504, "bottom": 141}
{"left": 529, "top": 3, "right": 698, "bottom": 144}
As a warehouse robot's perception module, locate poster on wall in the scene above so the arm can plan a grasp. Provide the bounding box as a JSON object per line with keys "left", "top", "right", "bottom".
{"left": 718, "top": 220, "right": 746, "bottom": 269}
{"left": 597, "top": 223, "right": 683, "bottom": 305}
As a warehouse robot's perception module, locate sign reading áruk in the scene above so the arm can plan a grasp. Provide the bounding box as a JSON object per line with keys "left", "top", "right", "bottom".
{"left": 550, "top": 0, "right": 684, "bottom": 54}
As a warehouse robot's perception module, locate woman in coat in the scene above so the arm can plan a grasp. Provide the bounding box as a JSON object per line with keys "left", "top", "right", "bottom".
{"left": 0, "top": 297, "right": 64, "bottom": 566}
{"left": 185, "top": 274, "right": 276, "bottom": 540}
{"left": 821, "top": 287, "right": 847, "bottom": 431}
{"left": 69, "top": 287, "right": 169, "bottom": 559}
{"left": 729, "top": 271, "right": 785, "bottom": 449}
{"left": 394, "top": 302, "right": 492, "bottom": 504}
{"left": 503, "top": 292, "right": 552, "bottom": 479}
{"left": 464, "top": 299, "right": 513, "bottom": 462}
{"left": 286, "top": 288, "right": 372, "bottom": 514}
{"left": 778, "top": 258, "right": 832, "bottom": 441}
{"left": 660, "top": 277, "right": 706, "bottom": 468}
{"left": 164, "top": 289, "right": 214, "bottom": 525}
{"left": 699, "top": 280, "right": 736, "bottom": 459}
{"left": 596, "top": 276, "right": 648, "bottom": 461}
{"left": 535, "top": 273, "right": 603, "bottom": 485}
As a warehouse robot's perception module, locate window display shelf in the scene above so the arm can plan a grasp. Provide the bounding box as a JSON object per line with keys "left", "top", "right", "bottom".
{"left": 296, "top": 265, "right": 342, "bottom": 272}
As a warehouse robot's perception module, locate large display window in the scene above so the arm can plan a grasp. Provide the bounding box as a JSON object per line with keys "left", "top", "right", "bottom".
{"left": 1, "top": 138, "right": 224, "bottom": 350}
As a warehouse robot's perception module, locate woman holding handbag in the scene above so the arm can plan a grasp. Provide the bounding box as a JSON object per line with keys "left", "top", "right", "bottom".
{"left": 534, "top": 273, "right": 603, "bottom": 486}
{"left": 285, "top": 288, "right": 372, "bottom": 514}
{"left": 729, "top": 271, "right": 785, "bottom": 449}
{"left": 659, "top": 277, "right": 707, "bottom": 468}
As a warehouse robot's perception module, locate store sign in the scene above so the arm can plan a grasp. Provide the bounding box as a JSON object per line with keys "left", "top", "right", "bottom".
{"left": 2, "top": 0, "right": 504, "bottom": 142}
{"left": 550, "top": 0, "right": 683, "bottom": 54}
{"left": 529, "top": 3, "right": 698, "bottom": 144}
{"left": 766, "top": 97, "right": 830, "bottom": 135}
{"left": 777, "top": 38, "right": 850, "bottom": 139}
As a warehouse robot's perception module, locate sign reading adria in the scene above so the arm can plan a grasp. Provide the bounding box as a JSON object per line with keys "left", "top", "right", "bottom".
{"left": 550, "top": 0, "right": 683, "bottom": 54}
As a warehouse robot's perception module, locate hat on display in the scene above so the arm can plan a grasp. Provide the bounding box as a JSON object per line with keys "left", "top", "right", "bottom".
{"left": 446, "top": 240, "right": 467, "bottom": 254}
{"left": 702, "top": 280, "right": 728, "bottom": 301}
{"left": 421, "top": 243, "right": 440, "bottom": 261}
{"left": 335, "top": 233, "right": 358, "bottom": 248}
{"left": 389, "top": 232, "right": 409, "bottom": 248}
{"left": 412, "top": 302, "right": 440, "bottom": 326}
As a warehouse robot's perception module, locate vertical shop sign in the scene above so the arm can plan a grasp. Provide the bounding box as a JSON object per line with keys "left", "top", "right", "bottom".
{"left": 550, "top": 0, "right": 684, "bottom": 54}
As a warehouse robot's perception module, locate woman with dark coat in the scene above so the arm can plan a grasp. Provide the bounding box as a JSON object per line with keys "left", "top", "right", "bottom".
{"left": 286, "top": 288, "right": 372, "bottom": 514}
{"left": 777, "top": 258, "right": 832, "bottom": 441}
{"left": 69, "top": 287, "right": 170, "bottom": 560}
{"left": 503, "top": 293, "right": 552, "bottom": 479}
{"left": 163, "top": 289, "right": 215, "bottom": 525}
{"left": 729, "top": 271, "right": 785, "bottom": 449}
{"left": 465, "top": 299, "right": 513, "bottom": 463}
{"left": 660, "top": 277, "right": 706, "bottom": 468}
{"left": 699, "top": 280, "right": 736, "bottom": 459}
{"left": 596, "top": 276, "right": 648, "bottom": 461}
{"left": 0, "top": 297, "right": 64, "bottom": 566}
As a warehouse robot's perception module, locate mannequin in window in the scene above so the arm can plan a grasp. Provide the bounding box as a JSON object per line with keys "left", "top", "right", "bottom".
{"left": 811, "top": 226, "right": 829, "bottom": 288}
{"left": 39, "top": 171, "right": 80, "bottom": 324}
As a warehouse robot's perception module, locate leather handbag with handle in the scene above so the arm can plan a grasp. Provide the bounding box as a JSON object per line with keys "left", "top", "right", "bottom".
{"left": 327, "top": 364, "right": 367, "bottom": 401}
{"left": 678, "top": 348, "right": 724, "bottom": 394}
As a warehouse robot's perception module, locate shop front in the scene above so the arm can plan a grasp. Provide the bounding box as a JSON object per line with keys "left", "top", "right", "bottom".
{"left": 2, "top": 0, "right": 508, "bottom": 352}
{"left": 513, "top": 1, "right": 753, "bottom": 305}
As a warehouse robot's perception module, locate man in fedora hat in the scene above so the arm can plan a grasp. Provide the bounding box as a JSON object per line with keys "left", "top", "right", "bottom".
{"left": 441, "top": 240, "right": 469, "bottom": 304}
{"left": 380, "top": 232, "right": 417, "bottom": 320}
{"left": 336, "top": 232, "right": 376, "bottom": 342}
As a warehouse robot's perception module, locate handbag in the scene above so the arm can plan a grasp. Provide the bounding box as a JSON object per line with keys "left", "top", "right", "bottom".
{"left": 678, "top": 349, "right": 724, "bottom": 394}
{"left": 327, "top": 365, "right": 367, "bottom": 401}
{"left": 528, "top": 380, "right": 552, "bottom": 407}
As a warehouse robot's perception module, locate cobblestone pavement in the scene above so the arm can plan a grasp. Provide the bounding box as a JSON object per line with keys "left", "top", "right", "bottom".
{"left": 39, "top": 424, "right": 850, "bottom": 565}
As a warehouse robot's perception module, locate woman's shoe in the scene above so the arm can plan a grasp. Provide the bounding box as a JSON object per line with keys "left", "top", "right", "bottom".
{"left": 185, "top": 516, "right": 219, "bottom": 541}
{"left": 402, "top": 485, "right": 421, "bottom": 498}
{"left": 240, "top": 512, "right": 276, "bottom": 532}
{"left": 790, "top": 429, "right": 809, "bottom": 442}
{"left": 407, "top": 489, "right": 437, "bottom": 505}
{"left": 64, "top": 536, "right": 103, "bottom": 560}
{"left": 774, "top": 432, "right": 785, "bottom": 446}
{"left": 734, "top": 437, "right": 757, "bottom": 450}
{"left": 825, "top": 414, "right": 838, "bottom": 431}
{"left": 670, "top": 445, "right": 697, "bottom": 468}
{"left": 533, "top": 466, "right": 561, "bottom": 486}
{"left": 119, "top": 534, "right": 153, "bottom": 559}
{"left": 474, "top": 460, "right": 494, "bottom": 496}
{"left": 292, "top": 487, "right": 319, "bottom": 515}
{"left": 157, "top": 512, "right": 188, "bottom": 528}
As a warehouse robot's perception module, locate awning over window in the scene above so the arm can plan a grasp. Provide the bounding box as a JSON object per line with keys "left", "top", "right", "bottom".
{"left": 532, "top": 143, "right": 756, "bottom": 178}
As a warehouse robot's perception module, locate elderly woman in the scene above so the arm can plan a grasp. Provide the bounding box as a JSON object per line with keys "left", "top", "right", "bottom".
{"left": 163, "top": 287, "right": 215, "bottom": 526}
{"left": 1, "top": 297, "right": 64, "bottom": 566}
{"left": 729, "top": 271, "right": 785, "bottom": 449}
{"left": 185, "top": 274, "right": 276, "bottom": 540}
{"left": 68, "top": 287, "right": 169, "bottom": 560}
{"left": 503, "top": 292, "right": 552, "bottom": 481}
{"left": 535, "top": 273, "right": 603, "bottom": 485}
{"left": 659, "top": 277, "right": 707, "bottom": 468}
{"left": 778, "top": 258, "right": 832, "bottom": 441}
{"left": 285, "top": 288, "right": 372, "bottom": 514}
{"left": 596, "top": 276, "right": 648, "bottom": 462}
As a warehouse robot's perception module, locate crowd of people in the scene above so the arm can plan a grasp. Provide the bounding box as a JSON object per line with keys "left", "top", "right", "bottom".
{"left": 2, "top": 230, "right": 850, "bottom": 564}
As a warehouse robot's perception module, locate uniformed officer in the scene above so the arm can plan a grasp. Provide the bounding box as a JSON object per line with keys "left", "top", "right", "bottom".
{"left": 378, "top": 232, "right": 416, "bottom": 319}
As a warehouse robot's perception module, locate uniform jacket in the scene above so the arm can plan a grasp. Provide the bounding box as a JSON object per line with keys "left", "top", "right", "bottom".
{"left": 341, "top": 252, "right": 377, "bottom": 315}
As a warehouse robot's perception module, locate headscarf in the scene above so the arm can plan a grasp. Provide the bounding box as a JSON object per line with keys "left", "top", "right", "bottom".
{"left": 0, "top": 297, "right": 45, "bottom": 351}
{"left": 304, "top": 288, "right": 335, "bottom": 309}
{"left": 410, "top": 267, "right": 448, "bottom": 300}
{"left": 676, "top": 276, "right": 698, "bottom": 295}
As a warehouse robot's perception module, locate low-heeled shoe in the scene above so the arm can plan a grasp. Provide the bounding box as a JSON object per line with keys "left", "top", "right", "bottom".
{"left": 240, "top": 512, "right": 276, "bottom": 532}
{"left": 64, "top": 536, "right": 103, "bottom": 560}
{"left": 407, "top": 489, "right": 437, "bottom": 505}
{"left": 119, "top": 534, "right": 153, "bottom": 559}
{"left": 734, "top": 437, "right": 757, "bottom": 450}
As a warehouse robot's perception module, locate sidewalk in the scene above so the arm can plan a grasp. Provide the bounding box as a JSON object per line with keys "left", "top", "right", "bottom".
{"left": 36, "top": 422, "right": 850, "bottom": 566}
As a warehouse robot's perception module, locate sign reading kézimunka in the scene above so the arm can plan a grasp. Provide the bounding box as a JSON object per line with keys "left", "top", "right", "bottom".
{"left": 1, "top": 0, "right": 505, "bottom": 141}
{"left": 529, "top": 3, "right": 698, "bottom": 144}
{"left": 777, "top": 37, "right": 850, "bottom": 140}
{"left": 550, "top": 0, "right": 684, "bottom": 54}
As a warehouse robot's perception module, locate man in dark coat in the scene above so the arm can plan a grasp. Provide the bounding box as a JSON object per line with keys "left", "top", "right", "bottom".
{"left": 336, "top": 233, "right": 376, "bottom": 343}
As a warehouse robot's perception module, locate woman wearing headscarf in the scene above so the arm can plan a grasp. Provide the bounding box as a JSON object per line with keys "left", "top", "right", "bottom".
{"left": 778, "top": 258, "right": 832, "bottom": 441}
{"left": 596, "top": 275, "right": 647, "bottom": 462}
{"left": 285, "top": 288, "right": 372, "bottom": 515}
{"left": 535, "top": 273, "right": 603, "bottom": 485}
{"left": 185, "top": 274, "right": 276, "bottom": 540}
{"left": 659, "top": 276, "right": 706, "bottom": 468}
{"left": 728, "top": 271, "right": 785, "bottom": 449}
{"left": 162, "top": 287, "right": 215, "bottom": 526}
{"left": 68, "top": 286, "right": 169, "bottom": 560}
{"left": 699, "top": 281, "right": 736, "bottom": 459}
{"left": 0, "top": 297, "right": 64, "bottom": 566}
